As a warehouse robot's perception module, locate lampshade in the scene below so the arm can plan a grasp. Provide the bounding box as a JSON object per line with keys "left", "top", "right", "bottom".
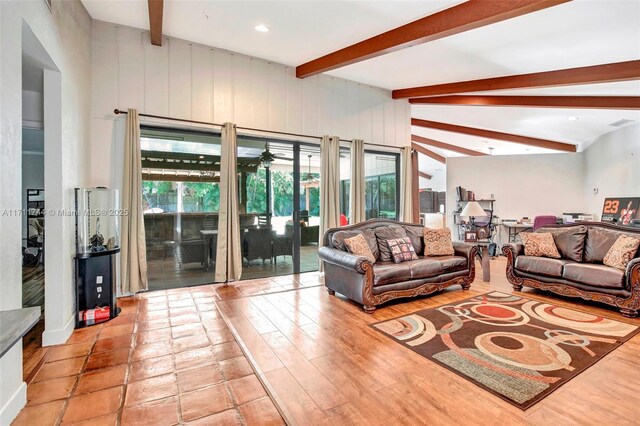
{"left": 460, "top": 201, "right": 486, "bottom": 217}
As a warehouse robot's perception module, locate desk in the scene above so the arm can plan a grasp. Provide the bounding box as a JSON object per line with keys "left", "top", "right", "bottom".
{"left": 502, "top": 223, "right": 532, "bottom": 243}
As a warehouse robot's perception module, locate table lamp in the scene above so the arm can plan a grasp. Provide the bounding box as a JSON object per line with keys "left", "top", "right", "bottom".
{"left": 461, "top": 201, "right": 486, "bottom": 226}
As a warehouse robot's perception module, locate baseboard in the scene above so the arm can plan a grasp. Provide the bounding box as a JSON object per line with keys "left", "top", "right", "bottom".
{"left": 42, "top": 314, "right": 75, "bottom": 346}
{"left": 0, "top": 381, "right": 26, "bottom": 425}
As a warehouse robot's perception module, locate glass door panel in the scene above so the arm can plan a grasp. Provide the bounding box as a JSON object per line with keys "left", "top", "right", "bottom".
{"left": 299, "top": 145, "right": 321, "bottom": 273}
{"left": 140, "top": 127, "right": 221, "bottom": 291}
{"left": 364, "top": 151, "right": 400, "bottom": 221}
{"left": 237, "top": 137, "right": 296, "bottom": 279}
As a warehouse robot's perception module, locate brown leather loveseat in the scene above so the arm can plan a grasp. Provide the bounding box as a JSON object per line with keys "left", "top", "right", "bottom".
{"left": 318, "top": 219, "right": 478, "bottom": 313}
{"left": 503, "top": 222, "right": 640, "bottom": 317}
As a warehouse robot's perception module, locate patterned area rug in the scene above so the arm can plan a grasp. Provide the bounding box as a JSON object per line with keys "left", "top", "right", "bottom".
{"left": 371, "top": 292, "right": 639, "bottom": 410}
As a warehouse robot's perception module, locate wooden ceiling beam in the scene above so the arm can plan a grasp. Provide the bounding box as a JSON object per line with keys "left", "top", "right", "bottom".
{"left": 412, "top": 134, "right": 487, "bottom": 156}
{"left": 394, "top": 60, "right": 640, "bottom": 99}
{"left": 296, "top": 0, "right": 570, "bottom": 78}
{"left": 418, "top": 171, "right": 433, "bottom": 180}
{"left": 148, "top": 0, "right": 164, "bottom": 46}
{"left": 411, "top": 118, "right": 576, "bottom": 152}
{"left": 409, "top": 95, "right": 640, "bottom": 109}
{"left": 412, "top": 143, "right": 446, "bottom": 164}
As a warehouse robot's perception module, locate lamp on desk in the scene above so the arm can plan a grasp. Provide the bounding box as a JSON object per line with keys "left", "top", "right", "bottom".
{"left": 461, "top": 201, "right": 487, "bottom": 226}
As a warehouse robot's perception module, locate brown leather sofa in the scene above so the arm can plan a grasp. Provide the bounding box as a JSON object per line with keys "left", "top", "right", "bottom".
{"left": 503, "top": 222, "right": 640, "bottom": 318}
{"left": 318, "top": 219, "right": 477, "bottom": 313}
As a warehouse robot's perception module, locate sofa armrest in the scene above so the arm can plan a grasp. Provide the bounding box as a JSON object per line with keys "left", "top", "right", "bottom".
{"left": 318, "top": 246, "right": 370, "bottom": 275}
{"left": 502, "top": 243, "right": 524, "bottom": 259}
{"left": 626, "top": 257, "right": 640, "bottom": 290}
{"left": 452, "top": 242, "right": 476, "bottom": 261}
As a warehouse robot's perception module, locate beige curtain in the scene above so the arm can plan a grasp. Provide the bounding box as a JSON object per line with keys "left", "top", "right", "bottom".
{"left": 401, "top": 146, "right": 414, "bottom": 223}
{"left": 319, "top": 135, "right": 341, "bottom": 249}
{"left": 215, "top": 123, "right": 242, "bottom": 283}
{"left": 349, "top": 139, "right": 366, "bottom": 224}
{"left": 121, "top": 108, "right": 148, "bottom": 293}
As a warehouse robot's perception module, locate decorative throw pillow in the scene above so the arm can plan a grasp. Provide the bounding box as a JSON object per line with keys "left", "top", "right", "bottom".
{"left": 603, "top": 235, "right": 640, "bottom": 270}
{"left": 423, "top": 228, "right": 454, "bottom": 256}
{"left": 386, "top": 237, "right": 419, "bottom": 264}
{"left": 375, "top": 226, "right": 408, "bottom": 262}
{"left": 521, "top": 232, "right": 561, "bottom": 259}
{"left": 343, "top": 234, "right": 376, "bottom": 264}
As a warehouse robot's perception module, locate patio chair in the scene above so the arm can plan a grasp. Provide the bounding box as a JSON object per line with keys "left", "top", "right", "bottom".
{"left": 242, "top": 227, "right": 273, "bottom": 265}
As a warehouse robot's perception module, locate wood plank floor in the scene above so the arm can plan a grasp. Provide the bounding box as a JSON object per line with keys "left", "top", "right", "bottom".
{"left": 219, "top": 257, "right": 640, "bottom": 425}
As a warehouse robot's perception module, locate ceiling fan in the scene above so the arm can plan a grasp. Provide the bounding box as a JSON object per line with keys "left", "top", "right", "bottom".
{"left": 259, "top": 142, "right": 293, "bottom": 167}
{"left": 303, "top": 154, "right": 317, "bottom": 182}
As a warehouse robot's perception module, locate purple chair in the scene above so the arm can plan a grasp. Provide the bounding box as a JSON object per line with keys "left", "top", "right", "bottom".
{"left": 533, "top": 215, "right": 557, "bottom": 231}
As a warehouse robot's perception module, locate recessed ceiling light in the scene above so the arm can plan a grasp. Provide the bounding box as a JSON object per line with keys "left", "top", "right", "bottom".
{"left": 568, "top": 116, "right": 579, "bottom": 121}
{"left": 254, "top": 24, "right": 270, "bottom": 33}
{"left": 198, "top": 155, "right": 205, "bottom": 159}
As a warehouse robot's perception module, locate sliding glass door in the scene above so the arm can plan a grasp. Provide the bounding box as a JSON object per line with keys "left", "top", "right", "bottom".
{"left": 140, "top": 127, "right": 224, "bottom": 291}
{"left": 140, "top": 126, "right": 390, "bottom": 289}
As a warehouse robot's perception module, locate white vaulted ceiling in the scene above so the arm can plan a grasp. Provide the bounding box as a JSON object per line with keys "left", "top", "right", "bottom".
{"left": 81, "top": 0, "right": 460, "bottom": 66}
{"left": 82, "top": 0, "right": 640, "bottom": 180}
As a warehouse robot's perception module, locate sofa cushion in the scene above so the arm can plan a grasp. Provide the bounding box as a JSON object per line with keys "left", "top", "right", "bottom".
{"left": 521, "top": 233, "right": 561, "bottom": 259}
{"left": 386, "top": 237, "right": 419, "bottom": 263}
{"left": 403, "top": 226, "right": 425, "bottom": 256}
{"left": 562, "top": 263, "right": 625, "bottom": 289}
{"left": 584, "top": 227, "right": 639, "bottom": 263}
{"left": 375, "top": 226, "right": 408, "bottom": 262}
{"left": 372, "top": 262, "right": 412, "bottom": 287}
{"left": 603, "top": 235, "right": 640, "bottom": 270}
{"left": 332, "top": 229, "right": 379, "bottom": 260}
{"left": 433, "top": 255, "right": 468, "bottom": 272}
{"left": 515, "top": 256, "right": 571, "bottom": 277}
{"left": 537, "top": 225, "right": 587, "bottom": 262}
{"left": 405, "top": 258, "right": 444, "bottom": 280}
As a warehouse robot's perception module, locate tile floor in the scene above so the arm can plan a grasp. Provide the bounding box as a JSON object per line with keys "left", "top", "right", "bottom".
{"left": 13, "top": 284, "right": 286, "bottom": 425}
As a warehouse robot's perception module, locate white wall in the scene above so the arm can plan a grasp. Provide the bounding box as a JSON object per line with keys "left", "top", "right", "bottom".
{"left": 446, "top": 153, "right": 586, "bottom": 243}
{"left": 22, "top": 89, "right": 43, "bottom": 128}
{"left": 89, "top": 21, "right": 411, "bottom": 191}
{"left": 583, "top": 124, "right": 640, "bottom": 220}
{"left": 0, "top": 1, "right": 91, "bottom": 423}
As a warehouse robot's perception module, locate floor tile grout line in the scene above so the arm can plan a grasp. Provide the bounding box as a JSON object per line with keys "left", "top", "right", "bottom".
{"left": 194, "top": 292, "right": 245, "bottom": 425}
{"left": 214, "top": 298, "right": 297, "bottom": 426}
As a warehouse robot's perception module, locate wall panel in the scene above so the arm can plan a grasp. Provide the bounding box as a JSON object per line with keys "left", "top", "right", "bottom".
{"left": 143, "top": 34, "right": 169, "bottom": 117}
{"left": 168, "top": 39, "right": 192, "bottom": 120}
{"left": 232, "top": 54, "right": 253, "bottom": 126}
{"left": 302, "top": 75, "right": 319, "bottom": 136}
{"left": 285, "top": 67, "right": 303, "bottom": 134}
{"left": 117, "top": 27, "right": 144, "bottom": 111}
{"left": 191, "top": 45, "right": 213, "bottom": 122}
{"left": 212, "top": 50, "right": 233, "bottom": 123}
{"left": 91, "top": 22, "right": 117, "bottom": 118}
{"left": 251, "top": 58, "right": 270, "bottom": 129}
{"left": 268, "top": 63, "right": 287, "bottom": 132}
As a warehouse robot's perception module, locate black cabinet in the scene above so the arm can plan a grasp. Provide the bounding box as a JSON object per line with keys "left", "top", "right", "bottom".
{"left": 75, "top": 251, "right": 119, "bottom": 327}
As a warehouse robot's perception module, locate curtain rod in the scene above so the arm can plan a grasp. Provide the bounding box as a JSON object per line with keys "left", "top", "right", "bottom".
{"left": 113, "top": 109, "right": 404, "bottom": 150}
